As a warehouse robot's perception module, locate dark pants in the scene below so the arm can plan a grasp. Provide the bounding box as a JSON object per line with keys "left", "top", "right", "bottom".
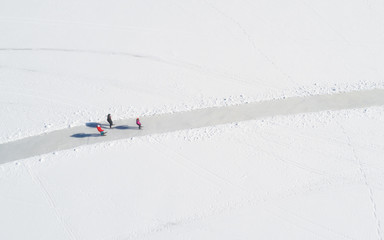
{"left": 108, "top": 120, "right": 113, "bottom": 128}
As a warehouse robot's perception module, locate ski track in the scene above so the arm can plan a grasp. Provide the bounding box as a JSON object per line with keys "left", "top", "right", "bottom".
{"left": 298, "top": 0, "right": 350, "bottom": 43}
{"left": 24, "top": 163, "right": 78, "bottom": 240}
{"left": 0, "top": 17, "right": 201, "bottom": 36}
{"left": 0, "top": 47, "right": 281, "bottom": 91}
{"left": 125, "top": 133, "right": 364, "bottom": 239}
{"left": 253, "top": 126, "right": 372, "bottom": 177}
{"left": 107, "top": 131, "right": 360, "bottom": 239}
{"left": 153, "top": 135, "right": 247, "bottom": 190}
{"left": 147, "top": 137, "right": 224, "bottom": 189}
{"left": 299, "top": 0, "right": 384, "bottom": 83}
{"left": 121, "top": 160, "right": 360, "bottom": 240}
{"left": 266, "top": 205, "right": 356, "bottom": 240}
{"left": 124, "top": 107, "right": 384, "bottom": 239}
{"left": 5, "top": 136, "right": 367, "bottom": 240}
{"left": 202, "top": 0, "right": 295, "bottom": 85}
{"left": 252, "top": 133, "right": 332, "bottom": 177}
{"left": 339, "top": 124, "right": 383, "bottom": 240}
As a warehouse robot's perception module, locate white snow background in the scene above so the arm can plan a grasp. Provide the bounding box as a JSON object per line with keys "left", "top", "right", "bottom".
{"left": 1, "top": 0, "right": 384, "bottom": 239}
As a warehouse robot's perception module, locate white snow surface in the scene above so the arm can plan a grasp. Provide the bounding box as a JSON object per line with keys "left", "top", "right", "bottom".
{"left": 1, "top": 0, "right": 384, "bottom": 239}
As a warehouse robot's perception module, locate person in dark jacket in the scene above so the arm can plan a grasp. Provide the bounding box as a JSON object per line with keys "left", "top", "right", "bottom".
{"left": 107, "top": 114, "right": 113, "bottom": 128}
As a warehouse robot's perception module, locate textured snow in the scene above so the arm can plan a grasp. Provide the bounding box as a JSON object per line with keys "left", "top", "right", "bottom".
{"left": 1, "top": 0, "right": 384, "bottom": 239}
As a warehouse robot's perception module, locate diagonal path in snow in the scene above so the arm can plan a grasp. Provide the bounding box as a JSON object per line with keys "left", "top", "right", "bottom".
{"left": 1, "top": 89, "right": 384, "bottom": 164}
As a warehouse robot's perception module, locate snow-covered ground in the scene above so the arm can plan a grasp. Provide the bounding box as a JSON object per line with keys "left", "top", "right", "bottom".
{"left": 1, "top": 0, "right": 384, "bottom": 239}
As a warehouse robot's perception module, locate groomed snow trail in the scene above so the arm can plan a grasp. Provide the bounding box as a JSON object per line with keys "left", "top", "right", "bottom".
{"left": 1, "top": 89, "right": 384, "bottom": 164}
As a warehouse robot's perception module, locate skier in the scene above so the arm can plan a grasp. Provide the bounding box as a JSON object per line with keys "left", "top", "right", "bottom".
{"left": 136, "top": 118, "right": 142, "bottom": 130}
{"left": 97, "top": 124, "right": 106, "bottom": 136}
{"left": 107, "top": 114, "right": 113, "bottom": 128}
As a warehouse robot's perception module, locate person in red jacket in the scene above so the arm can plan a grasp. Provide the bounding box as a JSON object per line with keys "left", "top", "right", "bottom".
{"left": 136, "top": 118, "right": 142, "bottom": 129}
{"left": 97, "top": 124, "right": 106, "bottom": 135}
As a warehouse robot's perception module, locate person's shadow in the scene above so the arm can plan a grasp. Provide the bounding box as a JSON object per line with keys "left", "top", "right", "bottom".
{"left": 71, "top": 133, "right": 100, "bottom": 138}
{"left": 114, "top": 125, "right": 132, "bottom": 130}
{"left": 86, "top": 122, "right": 108, "bottom": 128}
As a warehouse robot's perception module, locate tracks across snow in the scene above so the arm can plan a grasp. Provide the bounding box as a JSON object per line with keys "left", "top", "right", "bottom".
{"left": 1, "top": 89, "right": 384, "bottom": 164}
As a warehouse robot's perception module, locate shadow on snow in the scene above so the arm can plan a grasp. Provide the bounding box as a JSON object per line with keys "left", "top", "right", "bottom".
{"left": 113, "top": 125, "right": 133, "bottom": 130}
{"left": 85, "top": 122, "right": 109, "bottom": 128}
{"left": 70, "top": 133, "right": 101, "bottom": 138}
